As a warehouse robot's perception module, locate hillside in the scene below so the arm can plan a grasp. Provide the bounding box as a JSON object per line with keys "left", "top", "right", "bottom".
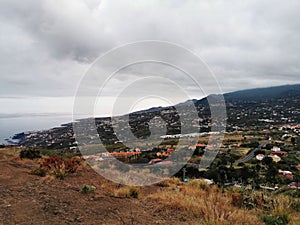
{"left": 0, "top": 147, "right": 185, "bottom": 225}
{"left": 1, "top": 147, "right": 299, "bottom": 225}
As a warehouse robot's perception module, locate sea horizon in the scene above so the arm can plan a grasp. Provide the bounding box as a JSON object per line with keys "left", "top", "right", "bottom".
{"left": 0, "top": 113, "right": 74, "bottom": 145}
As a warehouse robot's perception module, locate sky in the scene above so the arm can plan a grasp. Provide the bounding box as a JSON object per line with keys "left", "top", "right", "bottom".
{"left": 0, "top": 0, "right": 299, "bottom": 117}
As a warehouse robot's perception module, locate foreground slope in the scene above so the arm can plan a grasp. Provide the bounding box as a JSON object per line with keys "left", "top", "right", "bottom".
{"left": 1, "top": 147, "right": 299, "bottom": 225}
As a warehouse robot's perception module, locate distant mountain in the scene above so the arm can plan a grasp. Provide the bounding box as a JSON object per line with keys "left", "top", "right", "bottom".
{"left": 123, "top": 83, "right": 299, "bottom": 117}
{"left": 224, "top": 84, "right": 300, "bottom": 101}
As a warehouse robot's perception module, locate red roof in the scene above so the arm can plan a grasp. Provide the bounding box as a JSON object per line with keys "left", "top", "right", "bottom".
{"left": 167, "top": 148, "right": 174, "bottom": 153}
{"left": 157, "top": 161, "right": 173, "bottom": 165}
{"left": 149, "top": 158, "right": 162, "bottom": 164}
{"left": 196, "top": 143, "right": 206, "bottom": 147}
{"left": 272, "top": 151, "right": 287, "bottom": 157}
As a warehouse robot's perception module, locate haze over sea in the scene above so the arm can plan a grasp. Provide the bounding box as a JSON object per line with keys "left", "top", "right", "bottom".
{"left": 0, "top": 113, "right": 74, "bottom": 145}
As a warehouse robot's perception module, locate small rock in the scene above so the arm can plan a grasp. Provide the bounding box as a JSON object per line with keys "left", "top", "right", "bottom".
{"left": 75, "top": 217, "right": 83, "bottom": 222}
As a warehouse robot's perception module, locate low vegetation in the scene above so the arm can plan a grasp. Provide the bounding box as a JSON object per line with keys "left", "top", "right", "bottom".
{"left": 39, "top": 155, "right": 81, "bottom": 179}
{"left": 148, "top": 179, "right": 300, "bottom": 225}
{"left": 25, "top": 150, "right": 82, "bottom": 179}
{"left": 81, "top": 184, "right": 96, "bottom": 194}
{"left": 20, "top": 148, "right": 41, "bottom": 159}
{"left": 114, "top": 186, "right": 140, "bottom": 199}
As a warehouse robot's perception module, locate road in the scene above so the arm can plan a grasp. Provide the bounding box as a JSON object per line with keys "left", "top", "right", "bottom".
{"left": 235, "top": 140, "right": 269, "bottom": 164}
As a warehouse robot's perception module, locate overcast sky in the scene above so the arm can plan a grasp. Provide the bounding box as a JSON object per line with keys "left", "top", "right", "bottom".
{"left": 0, "top": 0, "right": 299, "bottom": 115}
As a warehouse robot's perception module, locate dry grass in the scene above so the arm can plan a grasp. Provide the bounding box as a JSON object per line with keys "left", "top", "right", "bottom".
{"left": 114, "top": 186, "right": 141, "bottom": 198}
{"left": 147, "top": 179, "right": 299, "bottom": 225}
{"left": 155, "top": 177, "right": 183, "bottom": 188}
{"left": 223, "top": 134, "right": 244, "bottom": 142}
{"left": 266, "top": 194, "right": 296, "bottom": 225}
{"left": 148, "top": 180, "right": 263, "bottom": 225}
{"left": 232, "top": 148, "right": 251, "bottom": 156}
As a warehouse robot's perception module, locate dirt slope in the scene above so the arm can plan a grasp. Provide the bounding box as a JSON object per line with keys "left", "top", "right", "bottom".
{"left": 0, "top": 148, "right": 190, "bottom": 225}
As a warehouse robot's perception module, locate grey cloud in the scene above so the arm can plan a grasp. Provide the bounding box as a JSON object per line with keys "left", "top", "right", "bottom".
{"left": 0, "top": 0, "right": 114, "bottom": 61}
{"left": 0, "top": 0, "right": 299, "bottom": 99}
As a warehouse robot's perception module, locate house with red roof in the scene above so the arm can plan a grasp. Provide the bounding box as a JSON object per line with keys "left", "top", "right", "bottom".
{"left": 271, "top": 151, "right": 288, "bottom": 157}
{"left": 149, "top": 158, "right": 162, "bottom": 165}
{"left": 278, "top": 169, "right": 293, "bottom": 179}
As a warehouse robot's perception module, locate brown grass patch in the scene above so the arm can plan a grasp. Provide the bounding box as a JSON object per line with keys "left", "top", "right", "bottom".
{"left": 148, "top": 181, "right": 263, "bottom": 225}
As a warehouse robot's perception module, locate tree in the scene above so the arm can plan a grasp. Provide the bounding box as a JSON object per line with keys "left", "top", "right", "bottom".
{"left": 265, "top": 143, "right": 273, "bottom": 150}
{"left": 291, "top": 137, "right": 296, "bottom": 146}
{"left": 193, "top": 147, "right": 204, "bottom": 156}
{"left": 229, "top": 158, "right": 235, "bottom": 168}
{"left": 262, "top": 157, "right": 273, "bottom": 167}
{"left": 265, "top": 164, "right": 278, "bottom": 184}
{"left": 218, "top": 165, "right": 228, "bottom": 184}
{"left": 240, "top": 165, "right": 252, "bottom": 181}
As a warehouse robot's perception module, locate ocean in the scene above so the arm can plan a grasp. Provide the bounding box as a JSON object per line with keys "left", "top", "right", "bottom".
{"left": 0, "top": 114, "right": 74, "bottom": 145}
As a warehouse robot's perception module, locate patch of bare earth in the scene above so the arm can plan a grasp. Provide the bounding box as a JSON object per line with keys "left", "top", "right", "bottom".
{"left": 0, "top": 148, "right": 192, "bottom": 225}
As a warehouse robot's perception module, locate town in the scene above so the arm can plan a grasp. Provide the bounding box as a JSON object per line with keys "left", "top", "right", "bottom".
{"left": 8, "top": 85, "right": 300, "bottom": 190}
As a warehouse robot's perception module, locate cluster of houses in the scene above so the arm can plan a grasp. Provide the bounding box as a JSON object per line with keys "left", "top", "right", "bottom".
{"left": 255, "top": 145, "right": 297, "bottom": 180}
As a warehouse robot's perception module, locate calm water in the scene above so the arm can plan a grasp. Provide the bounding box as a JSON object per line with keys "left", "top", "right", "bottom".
{"left": 0, "top": 114, "right": 74, "bottom": 144}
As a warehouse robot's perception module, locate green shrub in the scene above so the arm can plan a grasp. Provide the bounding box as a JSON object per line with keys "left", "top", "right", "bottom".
{"left": 81, "top": 185, "right": 96, "bottom": 194}
{"left": 237, "top": 162, "right": 245, "bottom": 167}
{"left": 20, "top": 148, "right": 41, "bottom": 159}
{"left": 261, "top": 214, "right": 289, "bottom": 225}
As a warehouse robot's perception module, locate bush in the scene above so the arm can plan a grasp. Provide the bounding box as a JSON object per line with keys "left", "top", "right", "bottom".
{"left": 291, "top": 200, "right": 300, "bottom": 212}
{"left": 128, "top": 186, "right": 140, "bottom": 198}
{"left": 232, "top": 192, "right": 244, "bottom": 207}
{"left": 155, "top": 182, "right": 169, "bottom": 187}
{"left": 114, "top": 186, "right": 140, "bottom": 198}
{"left": 39, "top": 155, "right": 81, "bottom": 179}
{"left": 155, "top": 177, "right": 182, "bottom": 188}
{"left": 30, "top": 167, "right": 47, "bottom": 177}
{"left": 254, "top": 150, "right": 266, "bottom": 156}
{"left": 261, "top": 213, "right": 290, "bottom": 225}
{"left": 237, "top": 162, "right": 245, "bottom": 167}
{"left": 81, "top": 185, "right": 96, "bottom": 194}
{"left": 242, "top": 141, "right": 259, "bottom": 148}
{"left": 188, "top": 179, "right": 209, "bottom": 191}
{"left": 20, "top": 148, "right": 41, "bottom": 159}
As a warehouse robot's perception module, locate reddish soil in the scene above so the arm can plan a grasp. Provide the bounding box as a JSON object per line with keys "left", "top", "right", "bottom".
{"left": 0, "top": 148, "right": 190, "bottom": 225}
